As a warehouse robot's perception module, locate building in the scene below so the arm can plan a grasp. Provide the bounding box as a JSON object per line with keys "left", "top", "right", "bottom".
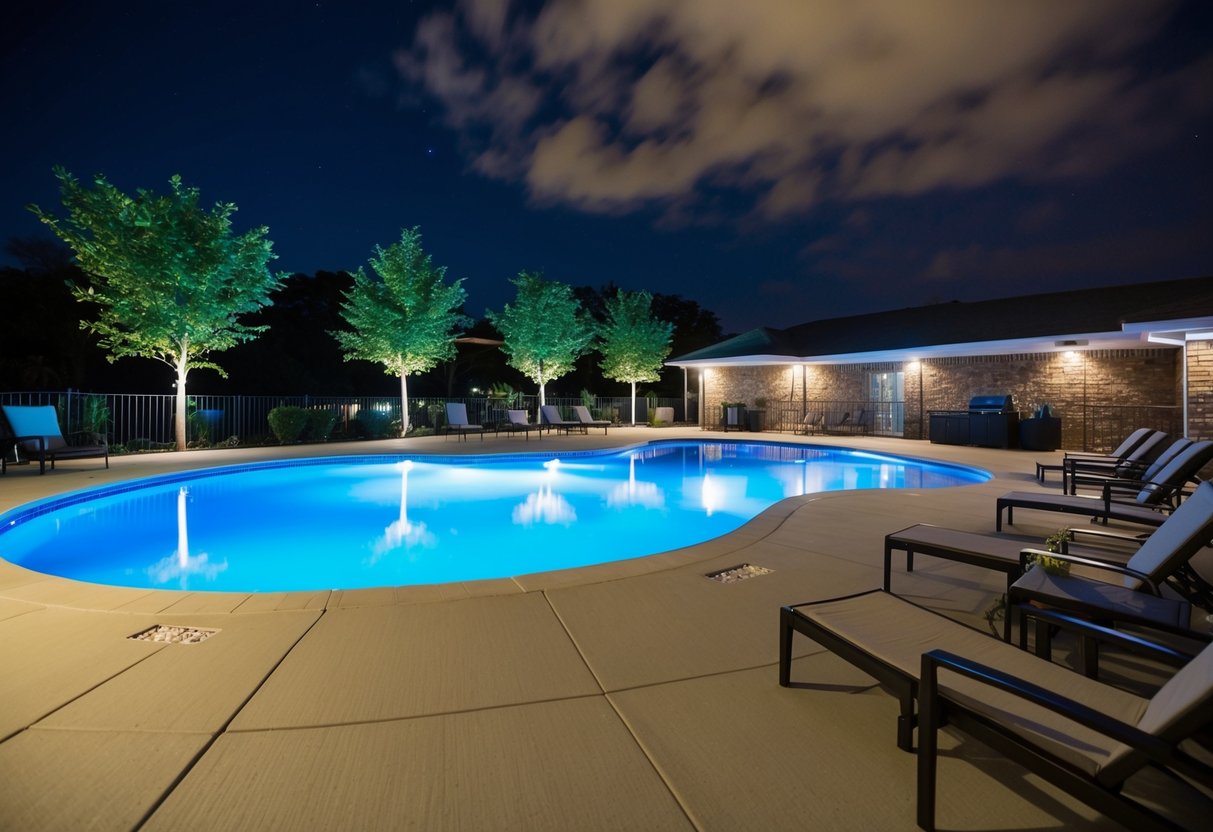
{"left": 667, "top": 275, "right": 1213, "bottom": 450}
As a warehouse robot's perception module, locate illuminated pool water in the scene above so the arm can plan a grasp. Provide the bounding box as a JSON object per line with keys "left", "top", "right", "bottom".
{"left": 0, "top": 440, "right": 989, "bottom": 592}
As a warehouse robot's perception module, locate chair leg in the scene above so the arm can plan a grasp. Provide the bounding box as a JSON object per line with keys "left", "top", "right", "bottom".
{"left": 778, "top": 610, "right": 793, "bottom": 686}
{"left": 916, "top": 659, "right": 940, "bottom": 831}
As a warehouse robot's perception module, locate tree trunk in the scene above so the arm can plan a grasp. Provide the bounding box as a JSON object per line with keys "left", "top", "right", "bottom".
{"left": 400, "top": 373, "right": 410, "bottom": 436}
{"left": 538, "top": 359, "right": 546, "bottom": 408}
{"left": 630, "top": 381, "right": 636, "bottom": 426}
{"left": 174, "top": 361, "right": 188, "bottom": 451}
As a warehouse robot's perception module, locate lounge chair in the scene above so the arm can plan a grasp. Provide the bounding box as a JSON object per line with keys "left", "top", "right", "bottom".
{"left": 1065, "top": 431, "right": 1174, "bottom": 494}
{"left": 444, "top": 403, "right": 483, "bottom": 442}
{"left": 779, "top": 588, "right": 1194, "bottom": 755}
{"left": 883, "top": 524, "right": 1135, "bottom": 639}
{"left": 846, "top": 409, "right": 873, "bottom": 435}
{"left": 0, "top": 404, "right": 109, "bottom": 474}
{"left": 1006, "top": 480, "right": 1213, "bottom": 653}
{"left": 573, "top": 405, "right": 610, "bottom": 435}
{"left": 823, "top": 411, "right": 850, "bottom": 434}
{"left": 996, "top": 440, "right": 1213, "bottom": 531}
{"left": 1060, "top": 426, "right": 1158, "bottom": 468}
{"left": 539, "top": 405, "right": 581, "bottom": 435}
{"left": 917, "top": 637, "right": 1213, "bottom": 832}
{"left": 1067, "top": 437, "right": 1189, "bottom": 495}
{"left": 798, "top": 412, "right": 823, "bottom": 435}
{"left": 499, "top": 409, "right": 542, "bottom": 440}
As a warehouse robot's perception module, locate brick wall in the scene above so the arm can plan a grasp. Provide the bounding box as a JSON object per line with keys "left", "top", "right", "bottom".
{"left": 1189, "top": 340, "right": 1213, "bottom": 439}
{"left": 705, "top": 347, "right": 1182, "bottom": 449}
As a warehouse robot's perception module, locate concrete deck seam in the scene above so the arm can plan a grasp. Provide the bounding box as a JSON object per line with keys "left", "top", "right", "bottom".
{"left": 540, "top": 589, "right": 609, "bottom": 694}
{"left": 221, "top": 691, "right": 609, "bottom": 734}
{"left": 0, "top": 644, "right": 167, "bottom": 745}
{"left": 130, "top": 606, "right": 328, "bottom": 831}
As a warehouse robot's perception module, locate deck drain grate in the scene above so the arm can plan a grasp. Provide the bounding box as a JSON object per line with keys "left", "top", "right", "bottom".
{"left": 129, "top": 625, "right": 219, "bottom": 644}
{"left": 705, "top": 563, "right": 774, "bottom": 583}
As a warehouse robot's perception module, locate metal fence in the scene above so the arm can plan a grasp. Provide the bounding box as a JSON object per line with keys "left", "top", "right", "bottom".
{"left": 712, "top": 400, "right": 908, "bottom": 437}
{"left": 1075, "top": 404, "right": 1183, "bottom": 453}
{"left": 0, "top": 390, "right": 696, "bottom": 450}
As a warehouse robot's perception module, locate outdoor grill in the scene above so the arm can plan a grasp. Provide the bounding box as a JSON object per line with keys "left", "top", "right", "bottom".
{"left": 929, "top": 394, "right": 1019, "bottom": 448}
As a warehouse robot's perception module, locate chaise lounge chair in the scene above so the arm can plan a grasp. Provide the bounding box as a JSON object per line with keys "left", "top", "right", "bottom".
{"left": 444, "top": 403, "right": 483, "bottom": 442}
{"left": 798, "top": 412, "right": 823, "bottom": 435}
{"left": 996, "top": 440, "right": 1213, "bottom": 531}
{"left": 917, "top": 636, "right": 1213, "bottom": 832}
{"left": 540, "top": 405, "right": 582, "bottom": 435}
{"left": 823, "top": 411, "right": 850, "bottom": 434}
{"left": 1067, "top": 437, "right": 1189, "bottom": 495}
{"left": 779, "top": 588, "right": 1194, "bottom": 756}
{"left": 499, "top": 409, "right": 542, "bottom": 440}
{"left": 1065, "top": 430, "right": 1174, "bottom": 494}
{"left": 573, "top": 405, "right": 610, "bottom": 435}
{"left": 1006, "top": 480, "right": 1213, "bottom": 656}
{"left": 1, "top": 404, "right": 109, "bottom": 474}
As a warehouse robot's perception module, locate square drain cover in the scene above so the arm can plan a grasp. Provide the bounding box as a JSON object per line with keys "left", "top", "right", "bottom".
{"left": 129, "top": 625, "right": 219, "bottom": 644}
{"left": 706, "top": 563, "right": 773, "bottom": 583}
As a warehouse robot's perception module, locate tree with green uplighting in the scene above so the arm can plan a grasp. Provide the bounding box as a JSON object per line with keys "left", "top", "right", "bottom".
{"left": 332, "top": 227, "right": 468, "bottom": 434}
{"left": 488, "top": 271, "right": 594, "bottom": 407}
{"left": 599, "top": 290, "right": 673, "bottom": 424}
{"left": 29, "top": 167, "right": 280, "bottom": 450}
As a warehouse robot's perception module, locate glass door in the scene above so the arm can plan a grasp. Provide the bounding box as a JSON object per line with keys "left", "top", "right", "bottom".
{"left": 868, "top": 371, "right": 905, "bottom": 434}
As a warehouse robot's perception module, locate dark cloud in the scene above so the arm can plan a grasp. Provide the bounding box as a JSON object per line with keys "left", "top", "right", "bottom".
{"left": 395, "top": 0, "right": 1207, "bottom": 223}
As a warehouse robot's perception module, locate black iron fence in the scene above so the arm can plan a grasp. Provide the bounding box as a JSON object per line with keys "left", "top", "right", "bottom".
{"left": 710, "top": 400, "right": 907, "bottom": 437}
{"left": 0, "top": 390, "right": 696, "bottom": 451}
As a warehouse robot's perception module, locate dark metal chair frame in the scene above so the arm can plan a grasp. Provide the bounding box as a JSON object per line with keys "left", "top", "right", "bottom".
{"left": 917, "top": 645, "right": 1213, "bottom": 832}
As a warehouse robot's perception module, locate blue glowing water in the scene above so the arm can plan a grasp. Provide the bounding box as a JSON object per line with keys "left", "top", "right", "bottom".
{"left": 0, "top": 441, "right": 988, "bottom": 592}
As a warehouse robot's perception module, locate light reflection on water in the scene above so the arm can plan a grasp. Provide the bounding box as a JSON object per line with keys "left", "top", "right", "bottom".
{"left": 0, "top": 441, "right": 988, "bottom": 592}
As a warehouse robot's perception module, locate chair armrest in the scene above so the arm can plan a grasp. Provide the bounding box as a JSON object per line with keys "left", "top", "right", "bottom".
{"left": 66, "top": 430, "right": 108, "bottom": 446}
{"left": 1063, "top": 527, "right": 1147, "bottom": 550}
{"left": 11, "top": 434, "right": 47, "bottom": 452}
{"left": 1017, "top": 547, "right": 1160, "bottom": 594}
{"left": 1016, "top": 606, "right": 1203, "bottom": 667}
{"left": 920, "top": 650, "right": 1183, "bottom": 768}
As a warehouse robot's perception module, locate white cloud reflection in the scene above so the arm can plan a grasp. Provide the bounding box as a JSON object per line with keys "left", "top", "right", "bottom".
{"left": 513, "top": 484, "right": 577, "bottom": 526}
{"left": 146, "top": 487, "right": 228, "bottom": 588}
{"left": 395, "top": 0, "right": 1208, "bottom": 221}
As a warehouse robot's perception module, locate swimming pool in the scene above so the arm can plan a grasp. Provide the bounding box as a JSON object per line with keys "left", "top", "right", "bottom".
{"left": 0, "top": 440, "right": 988, "bottom": 592}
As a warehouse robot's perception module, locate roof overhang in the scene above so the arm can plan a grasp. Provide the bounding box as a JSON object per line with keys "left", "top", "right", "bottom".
{"left": 667, "top": 328, "right": 1158, "bottom": 368}
{"left": 1122, "top": 315, "right": 1213, "bottom": 346}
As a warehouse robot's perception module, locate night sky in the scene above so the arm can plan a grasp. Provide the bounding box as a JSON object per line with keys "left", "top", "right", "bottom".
{"left": 4, "top": 0, "right": 1211, "bottom": 334}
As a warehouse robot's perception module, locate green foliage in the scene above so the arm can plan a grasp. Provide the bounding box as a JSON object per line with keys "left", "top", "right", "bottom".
{"left": 355, "top": 409, "right": 394, "bottom": 439}
{"left": 306, "top": 408, "right": 338, "bottom": 441}
{"left": 79, "top": 394, "right": 110, "bottom": 435}
{"left": 487, "top": 272, "right": 594, "bottom": 397}
{"left": 599, "top": 291, "right": 673, "bottom": 385}
{"left": 332, "top": 227, "right": 468, "bottom": 432}
{"left": 332, "top": 226, "right": 468, "bottom": 376}
{"left": 267, "top": 406, "right": 311, "bottom": 443}
{"left": 427, "top": 402, "right": 446, "bottom": 430}
{"left": 30, "top": 168, "right": 280, "bottom": 376}
{"left": 580, "top": 388, "right": 595, "bottom": 411}
{"left": 985, "top": 529, "right": 1074, "bottom": 633}
{"left": 488, "top": 382, "right": 521, "bottom": 408}
{"left": 29, "top": 168, "right": 280, "bottom": 450}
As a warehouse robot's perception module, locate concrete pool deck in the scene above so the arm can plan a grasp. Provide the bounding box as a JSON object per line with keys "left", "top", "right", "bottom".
{"left": 0, "top": 428, "right": 1205, "bottom": 830}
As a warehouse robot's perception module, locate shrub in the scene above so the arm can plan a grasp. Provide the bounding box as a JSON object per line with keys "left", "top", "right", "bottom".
{"left": 267, "top": 406, "right": 311, "bottom": 443}
{"left": 356, "top": 409, "right": 394, "bottom": 439}
{"left": 306, "top": 408, "right": 338, "bottom": 441}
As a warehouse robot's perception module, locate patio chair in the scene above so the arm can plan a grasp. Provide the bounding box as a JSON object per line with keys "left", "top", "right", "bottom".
{"left": 539, "top": 405, "right": 582, "bottom": 435}
{"left": 0, "top": 404, "right": 109, "bottom": 474}
{"left": 916, "top": 638, "right": 1213, "bottom": 832}
{"left": 1067, "top": 437, "right": 1190, "bottom": 495}
{"left": 1060, "top": 427, "right": 1159, "bottom": 468}
{"left": 1064, "top": 431, "right": 1174, "bottom": 494}
{"left": 846, "top": 409, "right": 873, "bottom": 435}
{"left": 996, "top": 440, "right": 1213, "bottom": 531}
{"left": 779, "top": 588, "right": 1194, "bottom": 755}
{"left": 444, "top": 403, "right": 483, "bottom": 442}
{"left": 798, "top": 412, "right": 823, "bottom": 435}
{"left": 1006, "top": 480, "right": 1213, "bottom": 662}
{"left": 573, "top": 405, "right": 610, "bottom": 435}
{"left": 499, "top": 409, "right": 542, "bottom": 441}
{"left": 823, "top": 411, "right": 850, "bottom": 434}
